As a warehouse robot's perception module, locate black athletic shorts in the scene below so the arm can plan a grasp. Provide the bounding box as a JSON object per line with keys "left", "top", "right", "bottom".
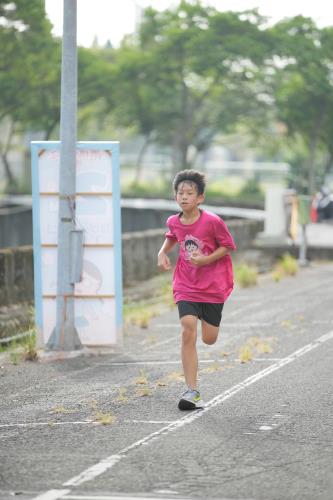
{"left": 177, "top": 301, "right": 224, "bottom": 327}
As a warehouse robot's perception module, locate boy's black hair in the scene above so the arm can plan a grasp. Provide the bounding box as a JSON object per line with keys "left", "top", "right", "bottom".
{"left": 173, "top": 169, "right": 206, "bottom": 195}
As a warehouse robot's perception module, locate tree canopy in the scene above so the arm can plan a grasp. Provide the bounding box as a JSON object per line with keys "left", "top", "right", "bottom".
{"left": 1, "top": 0, "right": 333, "bottom": 194}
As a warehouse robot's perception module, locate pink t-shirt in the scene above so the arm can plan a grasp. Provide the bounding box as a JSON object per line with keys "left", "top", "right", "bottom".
{"left": 166, "top": 210, "right": 236, "bottom": 303}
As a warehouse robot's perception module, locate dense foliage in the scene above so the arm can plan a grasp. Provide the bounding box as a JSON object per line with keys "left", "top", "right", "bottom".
{"left": 1, "top": 0, "right": 333, "bottom": 193}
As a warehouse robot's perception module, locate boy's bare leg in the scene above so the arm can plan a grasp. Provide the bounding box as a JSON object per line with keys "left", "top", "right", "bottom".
{"left": 180, "top": 315, "right": 198, "bottom": 390}
{"left": 201, "top": 320, "right": 219, "bottom": 345}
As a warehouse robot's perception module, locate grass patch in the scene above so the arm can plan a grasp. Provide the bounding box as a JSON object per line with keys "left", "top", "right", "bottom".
{"left": 94, "top": 411, "right": 116, "bottom": 425}
{"left": 200, "top": 361, "right": 224, "bottom": 374}
{"left": 239, "top": 336, "right": 276, "bottom": 363}
{"left": 116, "top": 387, "right": 128, "bottom": 403}
{"left": 137, "top": 387, "right": 152, "bottom": 397}
{"left": 0, "top": 328, "right": 37, "bottom": 364}
{"left": 273, "top": 253, "right": 298, "bottom": 282}
{"left": 124, "top": 305, "right": 155, "bottom": 328}
{"left": 239, "top": 345, "right": 253, "bottom": 363}
{"left": 134, "top": 368, "right": 148, "bottom": 385}
{"left": 123, "top": 274, "right": 175, "bottom": 328}
{"left": 0, "top": 306, "right": 37, "bottom": 363}
{"left": 234, "top": 263, "right": 258, "bottom": 288}
{"left": 155, "top": 370, "right": 184, "bottom": 389}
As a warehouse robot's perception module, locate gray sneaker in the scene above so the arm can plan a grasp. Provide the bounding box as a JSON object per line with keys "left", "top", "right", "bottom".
{"left": 178, "top": 388, "right": 204, "bottom": 410}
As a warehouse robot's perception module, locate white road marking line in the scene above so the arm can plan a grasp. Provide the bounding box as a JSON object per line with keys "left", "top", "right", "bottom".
{"left": 156, "top": 319, "right": 333, "bottom": 328}
{"left": 141, "top": 334, "right": 179, "bottom": 351}
{"left": 124, "top": 420, "right": 175, "bottom": 424}
{"left": 228, "top": 301, "right": 263, "bottom": 317}
{"left": 97, "top": 357, "right": 281, "bottom": 366}
{"left": 29, "top": 330, "right": 331, "bottom": 495}
{"left": 33, "top": 490, "right": 71, "bottom": 500}
{"left": 0, "top": 421, "right": 92, "bottom": 429}
{"left": 155, "top": 322, "right": 273, "bottom": 328}
{"left": 63, "top": 496, "right": 188, "bottom": 500}
{"left": 250, "top": 358, "right": 282, "bottom": 361}
{"left": 0, "top": 420, "right": 175, "bottom": 431}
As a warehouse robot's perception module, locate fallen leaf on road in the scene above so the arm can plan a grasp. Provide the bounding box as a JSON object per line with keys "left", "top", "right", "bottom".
{"left": 239, "top": 345, "right": 253, "bottom": 363}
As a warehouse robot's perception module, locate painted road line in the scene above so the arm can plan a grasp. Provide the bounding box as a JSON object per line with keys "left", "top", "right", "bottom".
{"left": 155, "top": 322, "right": 275, "bottom": 328}
{"left": 53, "top": 330, "right": 333, "bottom": 491}
{"left": 124, "top": 420, "right": 175, "bottom": 424}
{"left": 155, "top": 319, "right": 333, "bottom": 328}
{"left": 154, "top": 320, "right": 274, "bottom": 330}
{"left": 0, "top": 421, "right": 92, "bottom": 429}
{"left": 33, "top": 490, "right": 71, "bottom": 500}
{"left": 0, "top": 420, "right": 175, "bottom": 430}
{"left": 97, "top": 358, "right": 281, "bottom": 366}
{"left": 63, "top": 496, "right": 191, "bottom": 500}
{"left": 32, "top": 330, "right": 333, "bottom": 499}
{"left": 141, "top": 334, "right": 179, "bottom": 351}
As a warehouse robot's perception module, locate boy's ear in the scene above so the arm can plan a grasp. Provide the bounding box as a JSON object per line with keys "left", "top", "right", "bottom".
{"left": 198, "top": 193, "right": 205, "bottom": 203}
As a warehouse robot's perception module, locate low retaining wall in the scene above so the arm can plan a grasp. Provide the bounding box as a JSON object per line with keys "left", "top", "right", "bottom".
{"left": 2, "top": 218, "right": 333, "bottom": 338}
{"left": 0, "top": 197, "right": 265, "bottom": 248}
{"left": 122, "top": 219, "right": 264, "bottom": 284}
{"left": 0, "top": 205, "right": 33, "bottom": 248}
{"left": 0, "top": 220, "right": 262, "bottom": 339}
{"left": 0, "top": 219, "right": 263, "bottom": 305}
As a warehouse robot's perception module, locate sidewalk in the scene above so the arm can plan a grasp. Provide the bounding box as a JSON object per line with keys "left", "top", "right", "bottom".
{"left": 1, "top": 262, "right": 333, "bottom": 500}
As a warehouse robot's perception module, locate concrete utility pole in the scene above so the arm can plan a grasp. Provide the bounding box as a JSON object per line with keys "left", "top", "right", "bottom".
{"left": 47, "top": 0, "right": 82, "bottom": 351}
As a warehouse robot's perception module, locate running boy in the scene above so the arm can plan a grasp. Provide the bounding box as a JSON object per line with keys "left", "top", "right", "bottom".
{"left": 157, "top": 170, "right": 236, "bottom": 410}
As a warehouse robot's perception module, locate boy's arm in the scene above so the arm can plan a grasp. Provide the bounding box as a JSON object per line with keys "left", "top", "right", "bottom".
{"left": 157, "top": 238, "right": 177, "bottom": 271}
{"left": 190, "top": 246, "right": 230, "bottom": 266}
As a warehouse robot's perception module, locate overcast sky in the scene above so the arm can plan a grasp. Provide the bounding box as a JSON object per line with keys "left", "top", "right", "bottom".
{"left": 45, "top": 0, "right": 333, "bottom": 48}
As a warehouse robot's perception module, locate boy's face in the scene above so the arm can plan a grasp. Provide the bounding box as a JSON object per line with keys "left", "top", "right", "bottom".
{"left": 175, "top": 181, "right": 204, "bottom": 211}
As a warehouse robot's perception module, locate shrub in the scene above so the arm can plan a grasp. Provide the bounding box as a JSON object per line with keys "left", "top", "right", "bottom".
{"left": 234, "top": 263, "right": 258, "bottom": 287}
{"left": 273, "top": 253, "right": 298, "bottom": 281}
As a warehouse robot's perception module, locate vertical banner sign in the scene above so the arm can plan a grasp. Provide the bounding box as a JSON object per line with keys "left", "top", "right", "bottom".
{"left": 30, "top": 141, "right": 123, "bottom": 348}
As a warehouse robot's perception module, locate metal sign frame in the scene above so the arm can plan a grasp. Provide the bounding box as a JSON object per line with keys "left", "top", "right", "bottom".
{"left": 30, "top": 141, "right": 123, "bottom": 349}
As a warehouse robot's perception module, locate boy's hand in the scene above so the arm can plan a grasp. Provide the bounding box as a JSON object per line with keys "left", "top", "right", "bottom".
{"left": 157, "top": 252, "right": 172, "bottom": 271}
{"left": 190, "top": 251, "right": 209, "bottom": 266}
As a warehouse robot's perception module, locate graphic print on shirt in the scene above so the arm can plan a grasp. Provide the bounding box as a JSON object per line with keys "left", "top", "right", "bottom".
{"left": 181, "top": 234, "right": 206, "bottom": 260}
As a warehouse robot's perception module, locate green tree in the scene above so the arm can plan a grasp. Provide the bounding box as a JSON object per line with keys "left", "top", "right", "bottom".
{"left": 270, "top": 16, "right": 333, "bottom": 193}
{"left": 107, "top": 1, "right": 272, "bottom": 175}
{"left": 0, "top": 0, "right": 57, "bottom": 190}
{"left": 0, "top": 1, "right": 114, "bottom": 192}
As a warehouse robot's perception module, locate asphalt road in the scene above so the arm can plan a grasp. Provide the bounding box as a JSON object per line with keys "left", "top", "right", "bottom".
{"left": 0, "top": 263, "right": 333, "bottom": 500}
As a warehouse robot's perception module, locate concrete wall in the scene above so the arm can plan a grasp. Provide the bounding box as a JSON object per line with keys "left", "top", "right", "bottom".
{"left": 0, "top": 205, "right": 33, "bottom": 248}
{"left": 0, "top": 219, "right": 263, "bottom": 304}
{"left": 0, "top": 205, "right": 174, "bottom": 248}
{"left": 0, "top": 198, "right": 264, "bottom": 248}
